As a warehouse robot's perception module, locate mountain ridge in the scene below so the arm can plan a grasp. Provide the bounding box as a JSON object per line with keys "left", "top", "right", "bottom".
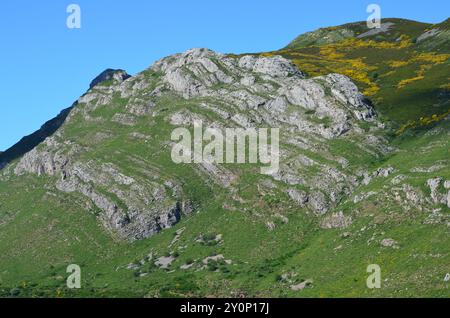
{"left": 285, "top": 17, "right": 446, "bottom": 49}
{"left": 2, "top": 17, "right": 448, "bottom": 166}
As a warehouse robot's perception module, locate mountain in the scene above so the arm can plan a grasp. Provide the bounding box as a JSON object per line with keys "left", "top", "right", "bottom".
{"left": 0, "top": 19, "right": 449, "bottom": 298}
{"left": 274, "top": 18, "right": 450, "bottom": 125}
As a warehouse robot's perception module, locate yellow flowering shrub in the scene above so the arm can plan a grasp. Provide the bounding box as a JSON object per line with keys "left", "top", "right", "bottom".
{"left": 440, "top": 83, "right": 450, "bottom": 90}
{"left": 398, "top": 76, "right": 425, "bottom": 88}
{"left": 396, "top": 53, "right": 449, "bottom": 89}
{"left": 363, "top": 85, "right": 380, "bottom": 96}
{"left": 316, "top": 42, "right": 380, "bottom": 96}
{"left": 388, "top": 60, "right": 409, "bottom": 68}
{"left": 320, "top": 47, "right": 345, "bottom": 59}
{"left": 413, "top": 53, "right": 450, "bottom": 63}
{"left": 397, "top": 109, "right": 450, "bottom": 134}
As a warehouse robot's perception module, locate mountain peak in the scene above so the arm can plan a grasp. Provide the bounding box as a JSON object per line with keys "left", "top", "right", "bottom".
{"left": 89, "top": 68, "right": 131, "bottom": 89}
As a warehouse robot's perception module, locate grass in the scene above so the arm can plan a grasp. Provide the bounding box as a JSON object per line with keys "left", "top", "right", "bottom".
{"left": 0, "top": 119, "right": 448, "bottom": 297}
{"left": 0, "top": 18, "right": 449, "bottom": 298}
{"left": 263, "top": 18, "right": 450, "bottom": 128}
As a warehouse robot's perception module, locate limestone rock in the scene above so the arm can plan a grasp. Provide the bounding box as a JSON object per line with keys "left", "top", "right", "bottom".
{"left": 427, "top": 177, "right": 447, "bottom": 205}
{"left": 89, "top": 69, "right": 131, "bottom": 89}
{"left": 321, "top": 211, "right": 352, "bottom": 229}
{"left": 290, "top": 279, "right": 313, "bottom": 291}
{"left": 155, "top": 256, "right": 175, "bottom": 269}
{"left": 238, "top": 55, "right": 305, "bottom": 78}
{"left": 286, "top": 188, "right": 308, "bottom": 207}
{"left": 381, "top": 238, "right": 398, "bottom": 248}
{"left": 308, "top": 191, "right": 329, "bottom": 215}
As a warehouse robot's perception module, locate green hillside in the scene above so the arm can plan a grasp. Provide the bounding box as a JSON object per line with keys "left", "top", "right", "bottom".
{"left": 0, "top": 121, "right": 448, "bottom": 297}
{"left": 265, "top": 18, "right": 450, "bottom": 128}
{"left": 0, "top": 18, "right": 449, "bottom": 298}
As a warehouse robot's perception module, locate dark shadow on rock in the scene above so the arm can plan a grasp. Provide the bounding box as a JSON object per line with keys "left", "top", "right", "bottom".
{"left": 0, "top": 104, "right": 75, "bottom": 170}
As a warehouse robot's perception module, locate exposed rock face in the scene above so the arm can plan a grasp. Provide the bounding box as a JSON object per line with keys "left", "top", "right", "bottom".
{"left": 14, "top": 148, "right": 68, "bottom": 176}
{"left": 11, "top": 130, "right": 192, "bottom": 241}
{"left": 237, "top": 55, "right": 305, "bottom": 78}
{"left": 150, "top": 49, "right": 384, "bottom": 214}
{"left": 427, "top": 177, "right": 449, "bottom": 206}
{"left": 0, "top": 106, "right": 73, "bottom": 170}
{"left": 286, "top": 188, "right": 308, "bottom": 207}
{"left": 9, "top": 47, "right": 388, "bottom": 240}
{"left": 290, "top": 279, "right": 313, "bottom": 291}
{"left": 89, "top": 69, "right": 131, "bottom": 89}
{"left": 360, "top": 166, "right": 395, "bottom": 185}
{"left": 373, "top": 167, "right": 395, "bottom": 178}
{"left": 417, "top": 29, "right": 441, "bottom": 42}
{"left": 321, "top": 211, "right": 352, "bottom": 229}
{"left": 152, "top": 49, "right": 375, "bottom": 140}
{"left": 14, "top": 137, "right": 76, "bottom": 176}
{"left": 427, "top": 178, "right": 450, "bottom": 208}
{"left": 445, "top": 181, "right": 450, "bottom": 208}
{"left": 155, "top": 256, "right": 175, "bottom": 269}
{"left": 357, "top": 22, "right": 395, "bottom": 38}
{"left": 402, "top": 184, "right": 423, "bottom": 205}
{"left": 308, "top": 192, "right": 329, "bottom": 215}
{"left": 54, "top": 159, "right": 192, "bottom": 240}
{"left": 381, "top": 238, "right": 398, "bottom": 248}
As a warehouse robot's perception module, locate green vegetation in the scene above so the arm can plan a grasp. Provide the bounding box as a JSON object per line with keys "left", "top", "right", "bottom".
{"left": 264, "top": 18, "right": 450, "bottom": 128}
{"left": 0, "top": 18, "right": 449, "bottom": 298}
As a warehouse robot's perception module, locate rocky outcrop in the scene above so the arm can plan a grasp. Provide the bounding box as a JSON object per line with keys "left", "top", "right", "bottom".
{"left": 361, "top": 166, "right": 395, "bottom": 185}
{"left": 89, "top": 69, "right": 131, "bottom": 89}
{"left": 53, "top": 160, "right": 193, "bottom": 241}
{"left": 0, "top": 106, "right": 73, "bottom": 170}
{"left": 427, "top": 178, "right": 450, "bottom": 208}
{"left": 286, "top": 188, "right": 308, "bottom": 207}
{"left": 381, "top": 238, "right": 399, "bottom": 249}
{"left": 153, "top": 49, "right": 375, "bottom": 140}
{"left": 13, "top": 137, "right": 78, "bottom": 176}
{"left": 151, "top": 48, "right": 383, "bottom": 214}
{"left": 445, "top": 181, "right": 450, "bottom": 208}
{"left": 357, "top": 22, "right": 395, "bottom": 38}
{"left": 12, "top": 132, "right": 193, "bottom": 241}
{"left": 237, "top": 55, "right": 305, "bottom": 78}
{"left": 321, "top": 211, "right": 352, "bottom": 229}
{"left": 8, "top": 47, "right": 387, "bottom": 239}
{"left": 416, "top": 28, "right": 441, "bottom": 43}
{"left": 14, "top": 147, "right": 69, "bottom": 176}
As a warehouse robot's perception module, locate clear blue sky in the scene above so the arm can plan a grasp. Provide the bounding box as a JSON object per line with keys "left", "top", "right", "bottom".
{"left": 0, "top": 0, "right": 448, "bottom": 150}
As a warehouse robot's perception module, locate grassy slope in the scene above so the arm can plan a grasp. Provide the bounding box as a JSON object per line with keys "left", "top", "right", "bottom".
{"left": 0, "top": 108, "right": 448, "bottom": 298}
{"left": 269, "top": 18, "right": 450, "bottom": 128}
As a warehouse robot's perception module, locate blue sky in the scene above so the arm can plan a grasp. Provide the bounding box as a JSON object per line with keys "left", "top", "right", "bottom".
{"left": 0, "top": 0, "right": 448, "bottom": 150}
